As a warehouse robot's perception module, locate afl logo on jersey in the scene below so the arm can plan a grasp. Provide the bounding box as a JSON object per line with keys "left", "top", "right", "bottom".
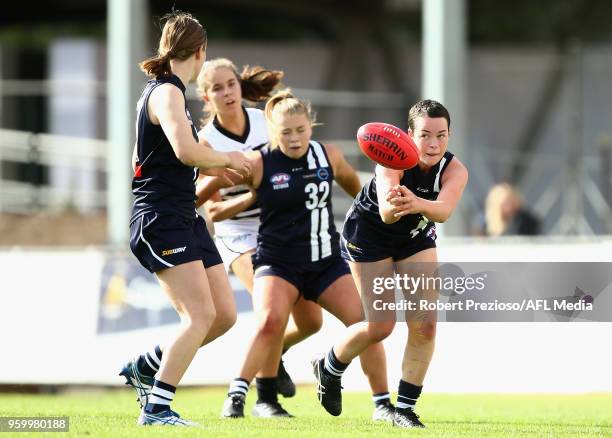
{"left": 270, "top": 172, "right": 291, "bottom": 190}
{"left": 317, "top": 168, "right": 329, "bottom": 181}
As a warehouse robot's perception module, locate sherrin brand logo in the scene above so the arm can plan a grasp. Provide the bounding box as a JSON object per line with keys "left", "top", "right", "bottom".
{"left": 161, "top": 246, "right": 187, "bottom": 257}
{"left": 271, "top": 172, "right": 291, "bottom": 190}
{"left": 361, "top": 133, "right": 408, "bottom": 161}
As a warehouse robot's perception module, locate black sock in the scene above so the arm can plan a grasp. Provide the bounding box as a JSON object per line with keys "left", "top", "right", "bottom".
{"left": 144, "top": 379, "right": 175, "bottom": 414}
{"left": 278, "top": 348, "right": 290, "bottom": 374}
{"left": 323, "top": 347, "right": 348, "bottom": 379}
{"left": 136, "top": 345, "right": 163, "bottom": 377}
{"left": 372, "top": 392, "right": 391, "bottom": 407}
{"left": 397, "top": 380, "right": 422, "bottom": 411}
{"left": 256, "top": 377, "right": 278, "bottom": 404}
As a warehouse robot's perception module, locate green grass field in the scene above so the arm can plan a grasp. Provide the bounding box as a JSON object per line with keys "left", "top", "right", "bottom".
{"left": 1, "top": 387, "right": 610, "bottom": 437}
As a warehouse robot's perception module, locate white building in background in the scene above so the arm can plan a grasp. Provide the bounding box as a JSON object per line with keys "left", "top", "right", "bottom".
{"left": 49, "top": 39, "right": 101, "bottom": 212}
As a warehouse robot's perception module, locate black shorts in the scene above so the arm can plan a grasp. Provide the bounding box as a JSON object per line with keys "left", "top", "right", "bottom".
{"left": 130, "top": 212, "right": 222, "bottom": 273}
{"left": 340, "top": 226, "right": 437, "bottom": 263}
{"left": 252, "top": 255, "right": 351, "bottom": 302}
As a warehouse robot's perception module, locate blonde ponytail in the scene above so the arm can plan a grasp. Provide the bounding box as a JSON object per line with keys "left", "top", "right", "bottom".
{"left": 264, "top": 89, "right": 296, "bottom": 121}
{"left": 264, "top": 89, "right": 317, "bottom": 148}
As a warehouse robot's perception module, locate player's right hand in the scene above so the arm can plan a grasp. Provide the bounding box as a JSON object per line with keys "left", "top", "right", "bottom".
{"left": 226, "top": 151, "right": 252, "bottom": 179}
{"left": 386, "top": 184, "right": 421, "bottom": 217}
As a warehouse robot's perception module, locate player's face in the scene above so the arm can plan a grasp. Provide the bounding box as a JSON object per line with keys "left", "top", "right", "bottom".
{"left": 409, "top": 116, "right": 449, "bottom": 168}
{"left": 205, "top": 67, "right": 242, "bottom": 116}
{"left": 273, "top": 112, "right": 312, "bottom": 159}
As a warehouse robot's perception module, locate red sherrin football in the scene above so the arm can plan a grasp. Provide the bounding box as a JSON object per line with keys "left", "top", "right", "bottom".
{"left": 356, "top": 122, "right": 419, "bottom": 170}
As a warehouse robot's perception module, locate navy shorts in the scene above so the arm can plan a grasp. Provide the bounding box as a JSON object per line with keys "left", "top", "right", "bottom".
{"left": 252, "top": 255, "right": 351, "bottom": 302}
{"left": 130, "top": 212, "right": 222, "bottom": 273}
{"left": 340, "top": 226, "right": 437, "bottom": 263}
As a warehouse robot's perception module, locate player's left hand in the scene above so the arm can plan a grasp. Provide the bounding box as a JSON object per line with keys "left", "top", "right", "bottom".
{"left": 200, "top": 167, "right": 246, "bottom": 186}
{"left": 227, "top": 151, "right": 252, "bottom": 179}
{"left": 386, "top": 185, "right": 422, "bottom": 217}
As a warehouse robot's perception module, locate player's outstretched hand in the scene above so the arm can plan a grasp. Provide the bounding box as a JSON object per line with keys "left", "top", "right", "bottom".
{"left": 223, "top": 168, "right": 248, "bottom": 185}
{"left": 199, "top": 167, "right": 245, "bottom": 186}
{"left": 386, "top": 185, "right": 421, "bottom": 217}
{"left": 227, "top": 151, "right": 252, "bottom": 179}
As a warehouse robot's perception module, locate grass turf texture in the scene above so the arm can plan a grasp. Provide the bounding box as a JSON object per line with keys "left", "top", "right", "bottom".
{"left": 1, "top": 387, "right": 610, "bottom": 437}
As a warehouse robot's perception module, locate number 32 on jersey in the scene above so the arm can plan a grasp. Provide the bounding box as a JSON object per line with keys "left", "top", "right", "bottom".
{"left": 305, "top": 181, "right": 331, "bottom": 262}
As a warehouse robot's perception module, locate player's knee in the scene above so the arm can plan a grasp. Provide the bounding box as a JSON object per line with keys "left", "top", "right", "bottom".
{"left": 423, "top": 321, "right": 436, "bottom": 340}
{"left": 186, "top": 316, "right": 215, "bottom": 341}
{"left": 183, "top": 304, "right": 217, "bottom": 339}
{"left": 338, "top": 308, "right": 366, "bottom": 327}
{"left": 411, "top": 321, "right": 436, "bottom": 343}
{"left": 214, "top": 304, "right": 237, "bottom": 335}
{"left": 297, "top": 315, "right": 323, "bottom": 337}
{"left": 366, "top": 321, "right": 395, "bottom": 343}
{"left": 257, "top": 312, "right": 286, "bottom": 338}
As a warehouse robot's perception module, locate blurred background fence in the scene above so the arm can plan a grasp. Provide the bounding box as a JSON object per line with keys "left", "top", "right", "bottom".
{"left": 3, "top": 44, "right": 612, "bottom": 239}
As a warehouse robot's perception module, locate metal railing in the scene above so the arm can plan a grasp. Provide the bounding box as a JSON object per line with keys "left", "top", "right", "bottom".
{"left": 0, "top": 129, "right": 107, "bottom": 213}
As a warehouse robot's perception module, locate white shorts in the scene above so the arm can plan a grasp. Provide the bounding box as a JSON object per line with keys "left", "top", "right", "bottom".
{"left": 215, "top": 232, "right": 258, "bottom": 271}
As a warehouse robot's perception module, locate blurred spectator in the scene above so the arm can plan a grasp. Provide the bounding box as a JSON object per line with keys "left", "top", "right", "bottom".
{"left": 485, "top": 183, "right": 541, "bottom": 236}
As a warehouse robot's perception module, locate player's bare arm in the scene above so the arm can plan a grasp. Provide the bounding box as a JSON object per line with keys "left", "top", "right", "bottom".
{"left": 389, "top": 158, "right": 468, "bottom": 222}
{"left": 149, "top": 84, "right": 250, "bottom": 175}
{"left": 245, "top": 150, "right": 264, "bottom": 190}
{"left": 325, "top": 143, "right": 361, "bottom": 198}
{"left": 195, "top": 149, "right": 262, "bottom": 207}
{"left": 205, "top": 188, "right": 257, "bottom": 222}
{"left": 375, "top": 164, "right": 404, "bottom": 224}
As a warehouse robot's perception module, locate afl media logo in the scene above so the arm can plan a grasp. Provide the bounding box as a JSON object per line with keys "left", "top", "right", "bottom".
{"left": 270, "top": 172, "right": 291, "bottom": 190}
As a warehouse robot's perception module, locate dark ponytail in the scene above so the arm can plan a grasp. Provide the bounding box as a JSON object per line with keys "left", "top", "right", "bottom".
{"left": 139, "top": 11, "right": 206, "bottom": 79}
{"left": 240, "top": 66, "right": 284, "bottom": 102}
{"left": 197, "top": 58, "right": 284, "bottom": 124}
{"left": 140, "top": 52, "right": 172, "bottom": 78}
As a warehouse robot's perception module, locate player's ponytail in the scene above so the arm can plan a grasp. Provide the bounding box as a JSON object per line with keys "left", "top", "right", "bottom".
{"left": 140, "top": 52, "right": 172, "bottom": 78}
{"left": 240, "top": 66, "right": 284, "bottom": 102}
{"left": 197, "top": 58, "right": 283, "bottom": 124}
{"left": 264, "top": 89, "right": 315, "bottom": 124}
{"left": 264, "top": 89, "right": 317, "bottom": 149}
{"left": 140, "top": 11, "right": 206, "bottom": 79}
